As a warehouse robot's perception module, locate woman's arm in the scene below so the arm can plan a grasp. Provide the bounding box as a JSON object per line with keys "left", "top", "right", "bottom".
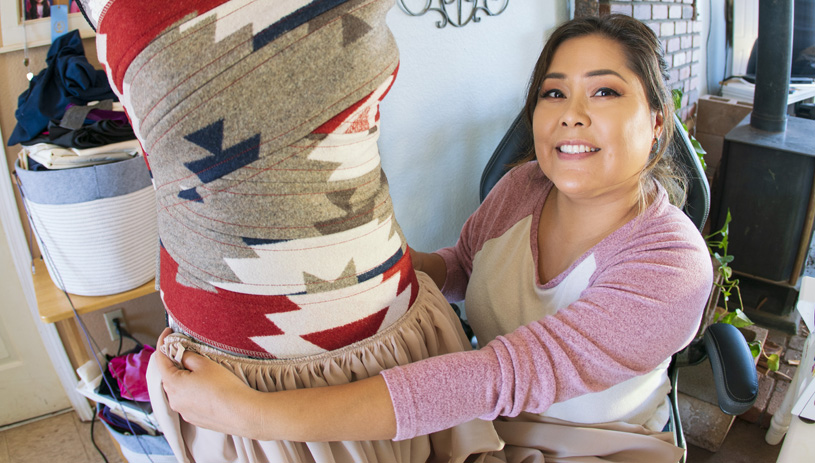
{"left": 153, "top": 328, "right": 397, "bottom": 442}
{"left": 409, "top": 248, "right": 446, "bottom": 289}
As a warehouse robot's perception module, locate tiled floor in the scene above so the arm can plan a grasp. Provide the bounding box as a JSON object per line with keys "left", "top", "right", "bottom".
{"left": 0, "top": 410, "right": 124, "bottom": 463}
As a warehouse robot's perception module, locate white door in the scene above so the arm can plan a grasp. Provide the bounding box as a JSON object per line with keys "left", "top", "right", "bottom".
{"left": 0, "top": 210, "right": 71, "bottom": 426}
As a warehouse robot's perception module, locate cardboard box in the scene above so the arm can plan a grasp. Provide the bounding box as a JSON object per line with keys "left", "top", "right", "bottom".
{"left": 694, "top": 95, "right": 754, "bottom": 177}
{"left": 696, "top": 95, "right": 754, "bottom": 137}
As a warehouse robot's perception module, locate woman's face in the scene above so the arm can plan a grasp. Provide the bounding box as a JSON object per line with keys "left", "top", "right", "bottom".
{"left": 533, "top": 34, "right": 662, "bottom": 202}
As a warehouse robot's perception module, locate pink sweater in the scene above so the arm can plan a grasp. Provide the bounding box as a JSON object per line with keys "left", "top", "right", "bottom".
{"left": 380, "top": 161, "right": 713, "bottom": 440}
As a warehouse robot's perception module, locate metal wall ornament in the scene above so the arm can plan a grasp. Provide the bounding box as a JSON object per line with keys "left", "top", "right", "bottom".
{"left": 397, "top": 0, "right": 510, "bottom": 28}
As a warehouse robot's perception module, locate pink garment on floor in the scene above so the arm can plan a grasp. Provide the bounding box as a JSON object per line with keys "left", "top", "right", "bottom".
{"left": 109, "top": 345, "right": 155, "bottom": 402}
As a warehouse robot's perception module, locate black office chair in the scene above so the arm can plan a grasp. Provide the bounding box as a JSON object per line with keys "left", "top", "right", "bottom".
{"left": 475, "top": 110, "right": 759, "bottom": 461}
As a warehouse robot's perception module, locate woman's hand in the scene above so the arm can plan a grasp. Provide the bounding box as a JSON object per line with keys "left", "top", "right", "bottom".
{"left": 153, "top": 328, "right": 398, "bottom": 442}
{"left": 153, "top": 328, "right": 264, "bottom": 439}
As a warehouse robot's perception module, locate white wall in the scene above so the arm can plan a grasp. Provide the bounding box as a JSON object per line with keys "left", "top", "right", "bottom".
{"left": 380, "top": 2, "right": 567, "bottom": 253}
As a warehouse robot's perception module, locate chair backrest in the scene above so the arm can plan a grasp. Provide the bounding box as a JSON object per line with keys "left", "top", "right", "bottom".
{"left": 479, "top": 111, "right": 711, "bottom": 232}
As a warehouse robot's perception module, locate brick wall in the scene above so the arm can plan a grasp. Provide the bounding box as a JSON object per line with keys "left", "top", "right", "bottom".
{"left": 575, "top": 1, "right": 702, "bottom": 121}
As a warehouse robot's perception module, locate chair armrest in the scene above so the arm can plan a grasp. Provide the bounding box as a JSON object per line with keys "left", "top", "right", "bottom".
{"left": 703, "top": 323, "right": 759, "bottom": 415}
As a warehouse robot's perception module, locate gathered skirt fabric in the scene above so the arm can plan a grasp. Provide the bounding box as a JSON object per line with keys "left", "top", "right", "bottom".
{"left": 146, "top": 271, "right": 504, "bottom": 463}
{"left": 147, "top": 271, "right": 681, "bottom": 463}
{"left": 473, "top": 413, "right": 683, "bottom": 463}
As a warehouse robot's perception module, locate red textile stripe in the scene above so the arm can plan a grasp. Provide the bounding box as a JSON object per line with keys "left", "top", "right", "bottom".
{"left": 312, "top": 66, "right": 398, "bottom": 134}
{"left": 99, "top": 0, "right": 230, "bottom": 92}
{"left": 301, "top": 308, "right": 388, "bottom": 351}
{"left": 160, "top": 247, "right": 300, "bottom": 358}
{"left": 385, "top": 246, "right": 420, "bottom": 306}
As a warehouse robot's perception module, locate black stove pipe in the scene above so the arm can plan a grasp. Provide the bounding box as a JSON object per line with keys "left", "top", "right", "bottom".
{"left": 751, "top": 0, "right": 794, "bottom": 132}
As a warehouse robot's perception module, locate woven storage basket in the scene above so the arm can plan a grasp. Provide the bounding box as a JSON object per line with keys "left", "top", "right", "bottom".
{"left": 15, "top": 156, "right": 157, "bottom": 296}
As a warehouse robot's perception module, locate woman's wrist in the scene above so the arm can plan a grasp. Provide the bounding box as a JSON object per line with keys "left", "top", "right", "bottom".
{"left": 409, "top": 247, "right": 424, "bottom": 272}
{"left": 410, "top": 250, "right": 447, "bottom": 289}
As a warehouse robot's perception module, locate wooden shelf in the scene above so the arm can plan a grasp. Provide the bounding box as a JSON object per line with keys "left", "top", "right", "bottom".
{"left": 31, "top": 259, "right": 157, "bottom": 324}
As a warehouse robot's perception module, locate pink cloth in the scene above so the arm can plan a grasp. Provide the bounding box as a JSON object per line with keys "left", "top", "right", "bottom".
{"left": 381, "top": 161, "right": 713, "bottom": 440}
{"left": 109, "top": 345, "right": 155, "bottom": 402}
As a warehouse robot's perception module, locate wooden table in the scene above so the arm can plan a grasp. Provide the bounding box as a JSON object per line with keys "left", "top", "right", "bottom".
{"left": 31, "top": 258, "right": 156, "bottom": 367}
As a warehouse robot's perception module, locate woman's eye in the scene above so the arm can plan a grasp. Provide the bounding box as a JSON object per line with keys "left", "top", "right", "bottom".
{"left": 594, "top": 87, "right": 620, "bottom": 97}
{"left": 541, "top": 89, "right": 564, "bottom": 99}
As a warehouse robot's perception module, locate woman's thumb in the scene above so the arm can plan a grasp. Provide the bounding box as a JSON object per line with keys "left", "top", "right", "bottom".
{"left": 178, "top": 350, "right": 209, "bottom": 371}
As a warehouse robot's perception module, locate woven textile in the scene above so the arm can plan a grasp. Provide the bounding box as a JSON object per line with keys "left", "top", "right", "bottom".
{"left": 89, "top": 0, "right": 417, "bottom": 359}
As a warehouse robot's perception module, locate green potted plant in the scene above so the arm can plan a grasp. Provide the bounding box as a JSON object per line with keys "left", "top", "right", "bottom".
{"left": 704, "top": 210, "right": 780, "bottom": 371}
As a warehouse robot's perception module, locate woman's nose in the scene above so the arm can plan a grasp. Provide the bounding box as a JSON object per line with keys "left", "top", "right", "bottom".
{"left": 560, "top": 98, "right": 589, "bottom": 127}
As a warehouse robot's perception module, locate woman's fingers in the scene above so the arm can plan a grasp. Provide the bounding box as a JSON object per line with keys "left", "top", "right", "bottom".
{"left": 156, "top": 327, "right": 173, "bottom": 350}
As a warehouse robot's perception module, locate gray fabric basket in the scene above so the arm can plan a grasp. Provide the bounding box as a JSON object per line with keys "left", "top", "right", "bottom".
{"left": 15, "top": 156, "right": 158, "bottom": 296}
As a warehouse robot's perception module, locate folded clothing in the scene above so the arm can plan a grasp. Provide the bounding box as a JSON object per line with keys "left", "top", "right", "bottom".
{"left": 21, "top": 140, "right": 141, "bottom": 169}
{"left": 108, "top": 344, "right": 155, "bottom": 402}
{"left": 25, "top": 119, "right": 136, "bottom": 149}
{"left": 97, "top": 404, "right": 153, "bottom": 436}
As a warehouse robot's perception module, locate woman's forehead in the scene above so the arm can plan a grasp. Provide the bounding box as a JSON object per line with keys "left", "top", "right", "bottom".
{"left": 548, "top": 35, "right": 629, "bottom": 73}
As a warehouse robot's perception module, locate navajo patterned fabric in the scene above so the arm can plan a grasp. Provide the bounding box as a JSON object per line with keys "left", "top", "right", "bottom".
{"left": 84, "top": 0, "right": 418, "bottom": 358}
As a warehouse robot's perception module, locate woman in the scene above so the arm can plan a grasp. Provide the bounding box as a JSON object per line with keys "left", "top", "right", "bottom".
{"left": 26, "top": 0, "right": 50, "bottom": 19}
{"left": 154, "top": 13, "right": 713, "bottom": 463}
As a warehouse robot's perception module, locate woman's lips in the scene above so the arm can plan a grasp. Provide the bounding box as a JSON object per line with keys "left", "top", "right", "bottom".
{"left": 556, "top": 143, "right": 600, "bottom": 159}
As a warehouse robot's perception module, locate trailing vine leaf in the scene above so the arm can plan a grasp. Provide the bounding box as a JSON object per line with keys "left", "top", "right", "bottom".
{"left": 716, "top": 308, "right": 753, "bottom": 328}
{"left": 767, "top": 353, "right": 780, "bottom": 372}
{"left": 673, "top": 88, "right": 683, "bottom": 113}
{"left": 749, "top": 341, "right": 761, "bottom": 358}
{"left": 671, "top": 88, "right": 708, "bottom": 171}
{"left": 706, "top": 210, "right": 746, "bottom": 314}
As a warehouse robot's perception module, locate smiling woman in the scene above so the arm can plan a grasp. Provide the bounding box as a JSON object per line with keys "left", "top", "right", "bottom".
{"left": 534, "top": 36, "right": 660, "bottom": 202}
{"left": 150, "top": 12, "right": 713, "bottom": 463}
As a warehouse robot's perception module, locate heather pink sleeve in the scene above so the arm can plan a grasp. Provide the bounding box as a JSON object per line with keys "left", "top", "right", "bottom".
{"left": 434, "top": 245, "right": 471, "bottom": 302}
{"left": 380, "top": 205, "right": 713, "bottom": 440}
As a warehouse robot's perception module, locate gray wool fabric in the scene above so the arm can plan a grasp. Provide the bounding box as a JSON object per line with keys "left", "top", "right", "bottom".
{"left": 124, "top": 0, "right": 400, "bottom": 286}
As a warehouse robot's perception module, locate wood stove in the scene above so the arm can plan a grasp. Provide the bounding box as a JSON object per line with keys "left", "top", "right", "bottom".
{"left": 712, "top": 0, "right": 813, "bottom": 333}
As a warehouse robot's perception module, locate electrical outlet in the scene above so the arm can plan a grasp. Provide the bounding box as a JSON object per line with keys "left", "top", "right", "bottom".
{"left": 103, "top": 309, "right": 125, "bottom": 341}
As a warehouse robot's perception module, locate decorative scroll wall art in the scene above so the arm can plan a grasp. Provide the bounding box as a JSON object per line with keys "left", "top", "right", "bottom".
{"left": 397, "top": 0, "right": 510, "bottom": 28}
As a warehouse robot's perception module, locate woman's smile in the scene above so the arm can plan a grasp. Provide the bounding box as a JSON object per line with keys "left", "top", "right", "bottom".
{"left": 556, "top": 141, "right": 601, "bottom": 157}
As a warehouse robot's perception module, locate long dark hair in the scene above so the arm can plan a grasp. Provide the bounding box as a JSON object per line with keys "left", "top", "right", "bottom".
{"left": 520, "top": 14, "right": 687, "bottom": 209}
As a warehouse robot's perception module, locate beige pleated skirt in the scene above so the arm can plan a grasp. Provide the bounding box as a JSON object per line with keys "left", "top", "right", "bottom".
{"left": 146, "top": 271, "right": 504, "bottom": 463}
{"left": 475, "top": 413, "right": 684, "bottom": 463}
{"left": 147, "top": 271, "right": 683, "bottom": 463}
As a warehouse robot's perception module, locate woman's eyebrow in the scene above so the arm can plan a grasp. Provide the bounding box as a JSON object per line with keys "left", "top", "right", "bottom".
{"left": 542, "top": 69, "right": 628, "bottom": 82}
{"left": 585, "top": 69, "right": 627, "bottom": 82}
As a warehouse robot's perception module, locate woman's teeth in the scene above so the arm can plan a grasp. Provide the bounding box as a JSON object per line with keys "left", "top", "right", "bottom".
{"left": 558, "top": 145, "right": 600, "bottom": 154}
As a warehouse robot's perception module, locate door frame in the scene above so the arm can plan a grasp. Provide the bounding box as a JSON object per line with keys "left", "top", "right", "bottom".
{"left": 0, "top": 138, "right": 93, "bottom": 421}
